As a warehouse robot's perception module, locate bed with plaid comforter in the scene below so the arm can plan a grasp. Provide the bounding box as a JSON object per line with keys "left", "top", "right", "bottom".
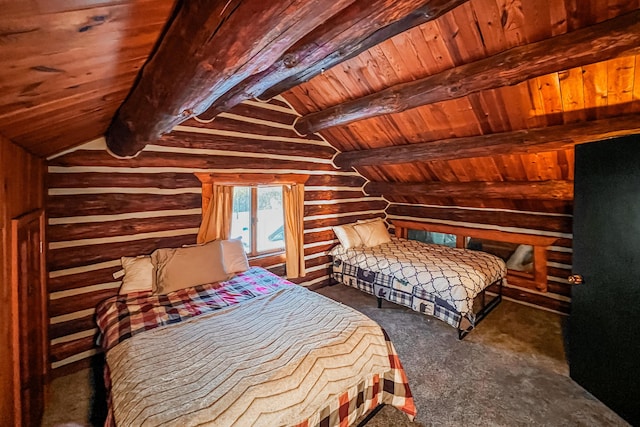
{"left": 330, "top": 238, "right": 506, "bottom": 330}
{"left": 96, "top": 266, "right": 416, "bottom": 426}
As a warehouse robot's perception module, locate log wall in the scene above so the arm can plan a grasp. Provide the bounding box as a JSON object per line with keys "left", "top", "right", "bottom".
{"left": 0, "top": 135, "right": 46, "bottom": 424}
{"left": 46, "top": 98, "right": 386, "bottom": 376}
{"left": 386, "top": 202, "right": 573, "bottom": 314}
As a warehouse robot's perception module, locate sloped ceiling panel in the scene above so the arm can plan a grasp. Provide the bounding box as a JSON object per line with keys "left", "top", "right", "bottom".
{"left": 0, "top": 0, "right": 176, "bottom": 156}
{"left": 282, "top": 0, "right": 640, "bottom": 213}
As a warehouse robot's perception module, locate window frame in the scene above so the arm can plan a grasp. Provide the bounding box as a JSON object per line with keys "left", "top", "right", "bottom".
{"left": 235, "top": 185, "right": 285, "bottom": 257}
{"left": 195, "top": 173, "right": 309, "bottom": 261}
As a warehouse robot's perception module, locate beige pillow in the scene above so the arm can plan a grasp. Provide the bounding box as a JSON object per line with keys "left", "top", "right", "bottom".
{"left": 118, "top": 256, "right": 155, "bottom": 294}
{"left": 353, "top": 218, "right": 391, "bottom": 247}
{"left": 332, "top": 224, "right": 363, "bottom": 249}
{"left": 152, "top": 240, "right": 229, "bottom": 295}
{"left": 222, "top": 239, "right": 250, "bottom": 274}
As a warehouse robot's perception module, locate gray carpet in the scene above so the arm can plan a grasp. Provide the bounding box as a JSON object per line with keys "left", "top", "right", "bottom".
{"left": 43, "top": 284, "right": 627, "bottom": 426}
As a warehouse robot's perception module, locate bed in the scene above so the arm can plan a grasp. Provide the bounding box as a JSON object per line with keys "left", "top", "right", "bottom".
{"left": 330, "top": 235, "right": 507, "bottom": 339}
{"left": 96, "top": 266, "right": 416, "bottom": 426}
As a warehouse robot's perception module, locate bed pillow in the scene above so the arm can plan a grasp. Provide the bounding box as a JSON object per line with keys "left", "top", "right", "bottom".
{"left": 353, "top": 218, "right": 391, "bottom": 247}
{"left": 222, "top": 239, "right": 250, "bottom": 274}
{"left": 117, "top": 255, "right": 155, "bottom": 294}
{"left": 332, "top": 223, "right": 363, "bottom": 249}
{"left": 152, "top": 240, "right": 229, "bottom": 295}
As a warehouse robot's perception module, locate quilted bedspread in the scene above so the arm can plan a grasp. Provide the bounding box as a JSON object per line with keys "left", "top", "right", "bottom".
{"left": 96, "top": 267, "right": 415, "bottom": 426}
{"left": 330, "top": 237, "right": 506, "bottom": 316}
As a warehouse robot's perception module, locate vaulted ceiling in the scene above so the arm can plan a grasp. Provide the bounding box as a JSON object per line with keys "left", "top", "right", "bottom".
{"left": 283, "top": 0, "right": 640, "bottom": 213}
{"left": 2, "top": 0, "right": 639, "bottom": 213}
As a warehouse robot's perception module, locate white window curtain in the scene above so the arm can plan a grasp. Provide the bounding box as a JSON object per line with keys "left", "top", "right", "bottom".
{"left": 197, "top": 184, "right": 233, "bottom": 244}
{"left": 282, "top": 183, "right": 306, "bottom": 279}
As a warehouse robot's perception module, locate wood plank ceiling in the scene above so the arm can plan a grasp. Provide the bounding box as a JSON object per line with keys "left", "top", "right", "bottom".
{"left": 0, "top": 0, "right": 176, "bottom": 156}
{"left": 283, "top": 0, "right": 640, "bottom": 213}
{"left": 0, "top": 0, "right": 638, "bottom": 215}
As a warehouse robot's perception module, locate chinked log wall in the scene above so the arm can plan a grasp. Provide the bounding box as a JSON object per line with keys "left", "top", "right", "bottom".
{"left": 46, "top": 98, "right": 387, "bottom": 376}
{"left": 386, "top": 203, "right": 573, "bottom": 314}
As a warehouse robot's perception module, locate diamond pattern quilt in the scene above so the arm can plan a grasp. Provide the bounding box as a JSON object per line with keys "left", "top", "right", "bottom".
{"left": 330, "top": 237, "right": 506, "bottom": 318}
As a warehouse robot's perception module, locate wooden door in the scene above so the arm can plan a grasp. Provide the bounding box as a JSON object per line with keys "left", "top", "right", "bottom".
{"left": 11, "top": 209, "right": 47, "bottom": 427}
{"left": 570, "top": 136, "right": 640, "bottom": 425}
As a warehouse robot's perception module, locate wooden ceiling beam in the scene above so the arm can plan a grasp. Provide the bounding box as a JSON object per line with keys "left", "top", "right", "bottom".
{"left": 196, "top": 0, "right": 467, "bottom": 118}
{"left": 365, "top": 180, "right": 574, "bottom": 200}
{"left": 105, "top": 0, "right": 358, "bottom": 157}
{"left": 294, "top": 9, "right": 640, "bottom": 135}
{"left": 334, "top": 113, "right": 640, "bottom": 168}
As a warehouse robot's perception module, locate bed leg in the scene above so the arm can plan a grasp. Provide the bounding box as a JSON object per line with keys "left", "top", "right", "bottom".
{"left": 357, "top": 404, "right": 385, "bottom": 426}
{"left": 458, "top": 279, "right": 504, "bottom": 340}
{"left": 377, "top": 297, "right": 382, "bottom": 309}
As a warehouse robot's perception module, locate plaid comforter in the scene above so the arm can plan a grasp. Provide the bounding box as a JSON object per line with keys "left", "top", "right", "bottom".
{"left": 96, "top": 267, "right": 416, "bottom": 426}
{"left": 96, "top": 267, "right": 290, "bottom": 352}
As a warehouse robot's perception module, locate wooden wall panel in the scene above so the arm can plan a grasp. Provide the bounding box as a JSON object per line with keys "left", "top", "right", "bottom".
{"left": 387, "top": 202, "right": 573, "bottom": 314}
{"left": 0, "top": 135, "right": 45, "bottom": 426}
{"left": 46, "top": 98, "right": 387, "bottom": 375}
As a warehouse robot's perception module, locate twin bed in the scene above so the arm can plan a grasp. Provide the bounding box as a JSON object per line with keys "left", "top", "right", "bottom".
{"left": 330, "top": 219, "right": 507, "bottom": 339}
{"left": 96, "top": 218, "right": 509, "bottom": 426}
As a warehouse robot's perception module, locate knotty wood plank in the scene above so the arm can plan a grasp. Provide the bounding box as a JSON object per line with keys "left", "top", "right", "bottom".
{"left": 258, "top": 0, "right": 467, "bottom": 101}
{"left": 294, "top": 10, "right": 640, "bottom": 134}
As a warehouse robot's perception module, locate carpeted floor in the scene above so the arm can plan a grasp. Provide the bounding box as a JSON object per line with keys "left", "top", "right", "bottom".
{"left": 42, "top": 284, "right": 628, "bottom": 426}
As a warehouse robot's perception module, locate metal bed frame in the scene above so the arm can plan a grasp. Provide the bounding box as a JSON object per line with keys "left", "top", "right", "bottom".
{"left": 375, "top": 278, "right": 504, "bottom": 340}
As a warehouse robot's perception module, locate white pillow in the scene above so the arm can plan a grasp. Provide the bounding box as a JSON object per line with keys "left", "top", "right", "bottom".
{"left": 332, "top": 224, "right": 363, "bottom": 249}
{"left": 118, "top": 256, "right": 155, "bottom": 294}
{"left": 353, "top": 218, "right": 391, "bottom": 247}
{"left": 222, "top": 239, "right": 250, "bottom": 274}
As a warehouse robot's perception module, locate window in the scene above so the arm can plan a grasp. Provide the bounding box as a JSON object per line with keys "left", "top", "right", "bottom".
{"left": 230, "top": 186, "right": 284, "bottom": 256}
{"left": 467, "top": 238, "right": 533, "bottom": 273}
{"left": 408, "top": 229, "right": 456, "bottom": 248}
